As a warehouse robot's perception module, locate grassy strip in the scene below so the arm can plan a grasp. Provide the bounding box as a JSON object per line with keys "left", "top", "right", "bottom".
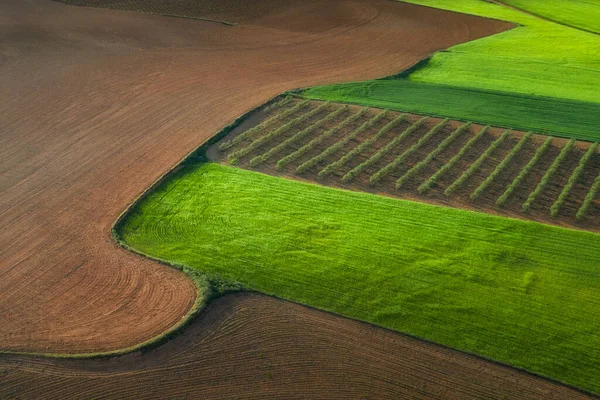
{"left": 343, "top": 117, "right": 445, "bottom": 183}
{"left": 395, "top": 121, "right": 468, "bottom": 189}
{"left": 497, "top": 137, "right": 554, "bottom": 207}
{"left": 119, "top": 162, "right": 600, "bottom": 394}
{"left": 522, "top": 139, "right": 575, "bottom": 212}
{"left": 301, "top": 80, "right": 600, "bottom": 142}
{"left": 297, "top": 110, "right": 385, "bottom": 174}
{"left": 229, "top": 102, "right": 330, "bottom": 164}
{"left": 368, "top": 117, "right": 433, "bottom": 185}
{"left": 500, "top": 0, "right": 600, "bottom": 35}
{"left": 277, "top": 108, "right": 367, "bottom": 170}
{"left": 550, "top": 143, "right": 599, "bottom": 217}
{"left": 340, "top": 115, "right": 416, "bottom": 183}
{"left": 249, "top": 105, "right": 347, "bottom": 167}
{"left": 445, "top": 131, "right": 510, "bottom": 197}
{"left": 219, "top": 99, "right": 309, "bottom": 151}
{"left": 470, "top": 132, "right": 531, "bottom": 200}
{"left": 319, "top": 112, "right": 403, "bottom": 179}
{"left": 577, "top": 173, "right": 600, "bottom": 221}
{"left": 418, "top": 126, "right": 489, "bottom": 194}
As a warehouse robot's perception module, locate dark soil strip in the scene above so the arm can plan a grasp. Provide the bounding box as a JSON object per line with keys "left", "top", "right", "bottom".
{"left": 208, "top": 99, "right": 600, "bottom": 233}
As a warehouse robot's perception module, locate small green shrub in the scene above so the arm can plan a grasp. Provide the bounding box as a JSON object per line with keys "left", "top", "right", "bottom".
{"left": 445, "top": 130, "right": 510, "bottom": 197}
{"left": 228, "top": 102, "right": 330, "bottom": 163}
{"left": 250, "top": 105, "right": 347, "bottom": 167}
{"left": 219, "top": 99, "right": 309, "bottom": 151}
{"left": 496, "top": 136, "right": 553, "bottom": 207}
{"left": 576, "top": 173, "right": 600, "bottom": 221}
{"left": 523, "top": 139, "right": 575, "bottom": 212}
{"left": 418, "top": 126, "right": 489, "bottom": 194}
{"left": 471, "top": 132, "right": 532, "bottom": 201}
{"left": 395, "top": 121, "right": 469, "bottom": 189}
{"left": 295, "top": 109, "right": 388, "bottom": 174}
{"left": 368, "top": 117, "right": 431, "bottom": 184}
{"left": 550, "top": 142, "right": 598, "bottom": 217}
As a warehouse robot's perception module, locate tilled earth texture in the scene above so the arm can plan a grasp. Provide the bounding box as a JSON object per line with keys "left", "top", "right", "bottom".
{"left": 0, "top": 294, "right": 593, "bottom": 400}
{"left": 0, "top": 0, "right": 510, "bottom": 354}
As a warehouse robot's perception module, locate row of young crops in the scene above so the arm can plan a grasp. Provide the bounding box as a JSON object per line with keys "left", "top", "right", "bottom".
{"left": 218, "top": 98, "right": 600, "bottom": 225}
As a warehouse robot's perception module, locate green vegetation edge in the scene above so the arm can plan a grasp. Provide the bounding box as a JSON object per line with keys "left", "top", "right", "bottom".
{"left": 300, "top": 79, "right": 600, "bottom": 142}
{"left": 0, "top": 94, "right": 286, "bottom": 359}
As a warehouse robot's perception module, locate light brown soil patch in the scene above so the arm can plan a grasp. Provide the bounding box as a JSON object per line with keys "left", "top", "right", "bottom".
{"left": 211, "top": 99, "right": 600, "bottom": 232}
{"left": 0, "top": 0, "right": 511, "bottom": 353}
{"left": 0, "top": 293, "right": 594, "bottom": 400}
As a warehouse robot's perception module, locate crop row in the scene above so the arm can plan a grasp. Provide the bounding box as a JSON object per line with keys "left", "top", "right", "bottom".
{"left": 470, "top": 132, "right": 532, "bottom": 201}
{"left": 522, "top": 139, "right": 575, "bottom": 212}
{"left": 277, "top": 108, "right": 368, "bottom": 170}
{"left": 577, "top": 173, "right": 600, "bottom": 221}
{"left": 220, "top": 99, "right": 309, "bottom": 151}
{"left": 496, "top": 136, "right": 554, "bottom": 207}
{"left": 320, "top": 113, "right": 407, "bottom": 179}
{"left": 228, "top": 102, "right": 330, "bottom": 163}
{"left": 396, "top": 121, "right": 468, "bottom": 189}
{"left": 339, "top": 115, "right": 416, "bottom": 183}
{"left": 418, "top": 125, "right": 488, "bottom": 194}
{"left": 550, "top": 143, "right": 598, "bottom": 217}
{"left": 249, "top": 105, "right": 348, "bottom": 167}
{"left": 264, "top": 95, "right": 292, "bottom": 112}
{"left": 444, "top": 130, "right": 510, "bottom": 197}
{"left": 368, "top": 117, "right": 431, "bottom": 184}
{"left": 296, "top": 110, "right": 388, "bottom": 175}
{"left": 341, "top": 118, "right": 442, "bottom": 184}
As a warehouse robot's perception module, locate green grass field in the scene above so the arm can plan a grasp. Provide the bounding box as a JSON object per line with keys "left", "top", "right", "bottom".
{"left": 502, "top": 0, "right": 600, "bottom": 35}
{"left": 397, "top": 0, "right": 600, "bottom": 104}
{"left": 302, "top": 80, "right": 600, "bottom": 141}
{"left": 119, "top": 162, "right": 600, "bottom": 394}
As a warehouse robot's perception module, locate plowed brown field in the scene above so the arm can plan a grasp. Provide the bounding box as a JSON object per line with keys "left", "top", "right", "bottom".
{"left": 1, "top": 293, "right": 594, "bottom": 400}
{"left": 0, "top": 0, "right": 510, "bottom": 354}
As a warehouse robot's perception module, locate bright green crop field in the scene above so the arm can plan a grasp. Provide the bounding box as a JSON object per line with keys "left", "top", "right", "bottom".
{"left": 501, "top": 0, "right": 600, "bottom": 35}
{"left": 302, "top": 80, "right": 600, "bottom": 141}
{"left": 119, "top": 162, "right": 600, "bottom": 394}
{"left": 302, "top": 0, "right": 600, "bottom": 141}
{"left": 399, "top": 0, "right": 600, "bottom": 103}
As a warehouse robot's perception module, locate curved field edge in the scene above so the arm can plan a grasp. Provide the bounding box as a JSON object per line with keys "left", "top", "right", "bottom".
{"left": 396, "top": 0, "right": 600, "bottom": 104}
{"left": 0, "top": 95, "right": 275, "bottom": 359}
{"left": 118, "top": 158, "right": 600, "bottom": 394}
{"left": 300, "top": 79, "right": 600, "bottom": 142}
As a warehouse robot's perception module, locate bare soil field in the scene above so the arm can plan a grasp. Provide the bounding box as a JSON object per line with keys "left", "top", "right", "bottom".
{"left": 211, "top": 98, "right": 600, "bottom": 232}
{"left": 1, "top": 293, "right": 594, "bottom": 400}
{"left": 0, "top": 0, "right": 511, "bottom": 354}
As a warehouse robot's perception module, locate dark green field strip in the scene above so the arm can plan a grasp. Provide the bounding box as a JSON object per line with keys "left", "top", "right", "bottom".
{"left": 119, "top": 163, "right": 600, "bottom": 394}
{"left": 301, "top": 80, "right": 600, "bottom": 142}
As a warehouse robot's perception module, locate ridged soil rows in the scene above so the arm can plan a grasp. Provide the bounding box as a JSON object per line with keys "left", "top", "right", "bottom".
{"left": 214, "top": 98, "right": 600, "bottom": 232}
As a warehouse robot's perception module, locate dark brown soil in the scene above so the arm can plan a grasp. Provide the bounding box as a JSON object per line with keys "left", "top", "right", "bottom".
{"left": 0, "top": 293, "right": 594, "bottom": 400}
{"left": 211, "top": 99, "right": 600, "bottom": 232}
{"left": 0, "top": 0, "right": 512, "bottom": 354}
